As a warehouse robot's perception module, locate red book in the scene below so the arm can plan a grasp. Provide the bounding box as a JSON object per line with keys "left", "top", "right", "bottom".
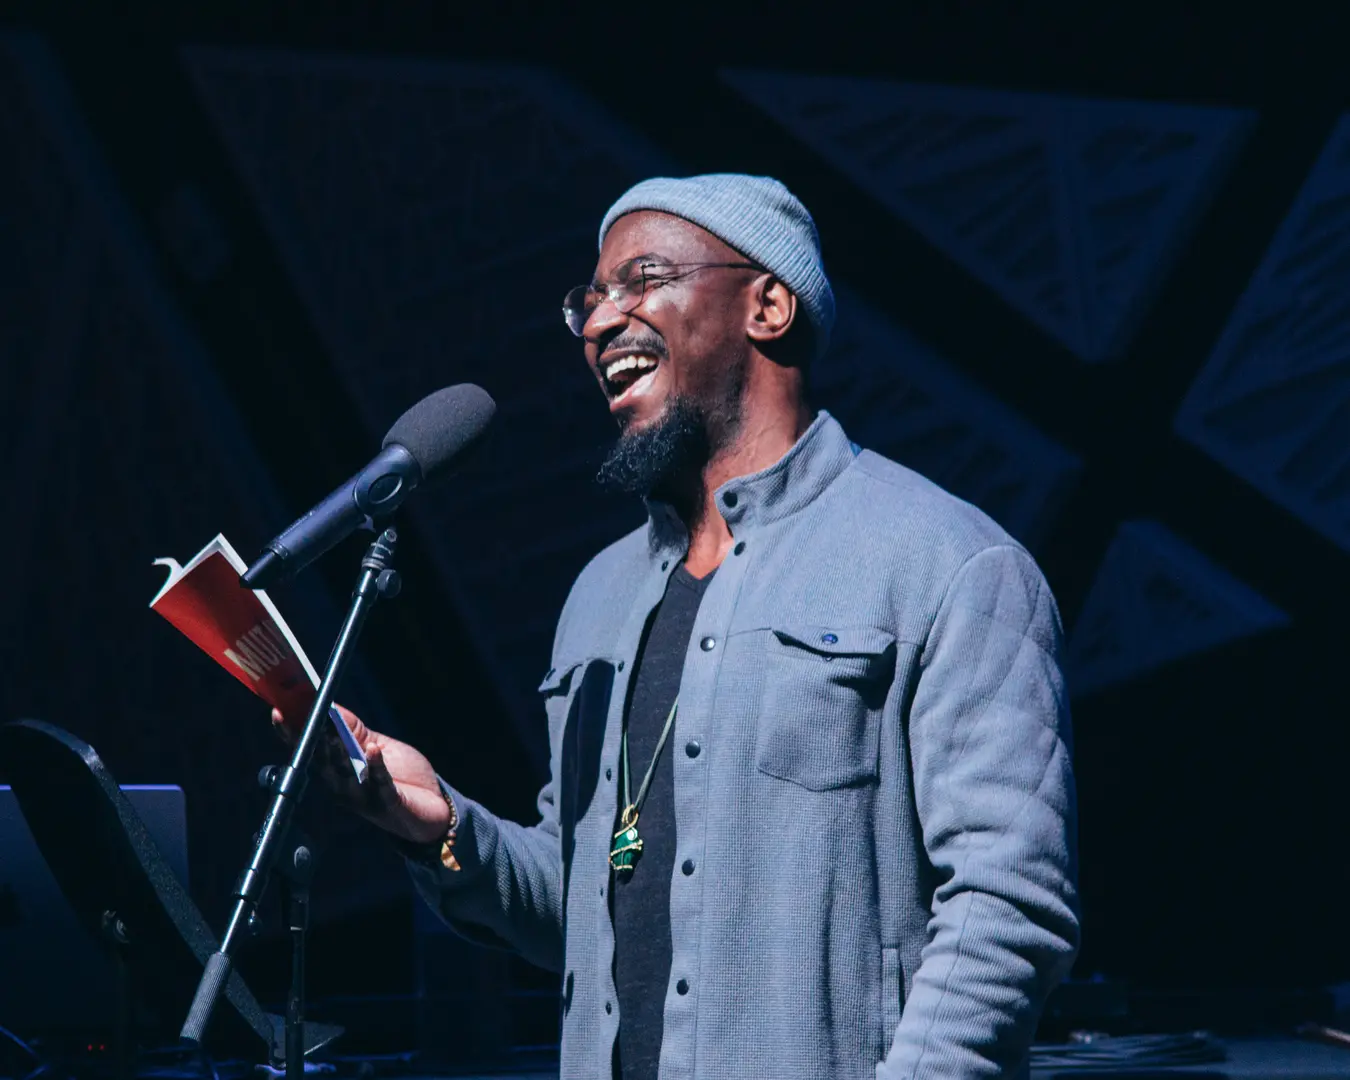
{"left": 149, "top": 534, "right": 367, "bottom": 781}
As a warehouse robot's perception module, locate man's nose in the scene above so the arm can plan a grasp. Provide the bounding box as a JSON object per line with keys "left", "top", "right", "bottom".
{"left": 584, "top": 293, "right": 629, "bottom": 343}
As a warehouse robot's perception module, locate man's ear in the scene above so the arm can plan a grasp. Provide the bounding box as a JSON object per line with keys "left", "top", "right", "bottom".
{"left": 746, "top": 274, "right": 797, "bottom": 346}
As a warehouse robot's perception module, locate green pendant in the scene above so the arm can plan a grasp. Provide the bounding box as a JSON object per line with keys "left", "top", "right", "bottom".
{"left": 609, "top": 805, "right": 643, "bottom": 874}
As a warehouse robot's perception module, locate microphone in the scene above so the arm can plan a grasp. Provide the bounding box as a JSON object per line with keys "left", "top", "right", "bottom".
{"left": 241, "top": 384, "right": 496, "bottom": 590}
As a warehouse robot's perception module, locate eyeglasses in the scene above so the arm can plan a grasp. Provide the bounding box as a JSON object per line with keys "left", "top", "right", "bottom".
{"left": 562, "top": 257, "right": 762, "bottom": 336}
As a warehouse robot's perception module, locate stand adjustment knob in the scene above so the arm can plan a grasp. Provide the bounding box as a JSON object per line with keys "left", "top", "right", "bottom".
{"left": 102, "top": 909, "right": 130, "bottom": 945}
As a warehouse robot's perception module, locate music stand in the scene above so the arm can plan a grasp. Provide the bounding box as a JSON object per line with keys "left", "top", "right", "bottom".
{"left": 0, "top": 719, "right": 340, "bottom": 1073}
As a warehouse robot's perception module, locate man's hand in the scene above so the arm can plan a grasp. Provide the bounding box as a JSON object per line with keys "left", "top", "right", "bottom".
{"left": 272, "top": 705, "right": 450, "bottom": 845}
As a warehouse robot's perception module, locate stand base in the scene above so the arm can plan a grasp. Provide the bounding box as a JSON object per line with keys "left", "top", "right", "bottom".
{"left": 267, "top": 1015, "right": 343, "bottom": 1068}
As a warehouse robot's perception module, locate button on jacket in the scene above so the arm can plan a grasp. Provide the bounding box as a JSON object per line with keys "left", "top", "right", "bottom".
{"left": 407, "top": 411, "right": 1080, "bottom": 1080}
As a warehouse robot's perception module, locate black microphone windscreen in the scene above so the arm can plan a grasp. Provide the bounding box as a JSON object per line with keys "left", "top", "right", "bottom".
{"left": 382, "top": 384, "right": 496, "bottom": 478}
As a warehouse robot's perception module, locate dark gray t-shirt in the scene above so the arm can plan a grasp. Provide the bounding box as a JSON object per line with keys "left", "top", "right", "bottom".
{"left": 612, "top": 564, "right": 714, "bottom": 1080}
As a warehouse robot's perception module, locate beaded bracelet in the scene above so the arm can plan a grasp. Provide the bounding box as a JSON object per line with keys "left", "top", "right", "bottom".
{"left": 438, "top": 785, "right": 461, "bottom": 872}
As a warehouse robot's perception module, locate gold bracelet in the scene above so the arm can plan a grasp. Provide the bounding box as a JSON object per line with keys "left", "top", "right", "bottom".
{"left": 439, "top": 786, "right": 461, "bottom": 872}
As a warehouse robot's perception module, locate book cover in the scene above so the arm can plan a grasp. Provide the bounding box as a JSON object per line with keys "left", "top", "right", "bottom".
{"left": 150, "top": 534, "right": 368, "bottom": 782}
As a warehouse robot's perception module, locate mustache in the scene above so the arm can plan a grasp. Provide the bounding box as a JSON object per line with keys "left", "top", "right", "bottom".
{"left": 599, "top": 328, "right": 668, "bottom": 359}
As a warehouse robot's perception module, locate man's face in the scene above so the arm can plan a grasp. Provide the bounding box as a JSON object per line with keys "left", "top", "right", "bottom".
{"left": 581, "top": 211, "right": 755, "bottom": 495}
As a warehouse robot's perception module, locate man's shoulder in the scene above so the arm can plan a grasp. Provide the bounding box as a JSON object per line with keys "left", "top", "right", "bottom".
{"left": 841, "top": 446, "right": 1025, "bottom": 561}
{"left": 833, "top": 448, "right": 1057, "bottom": 641}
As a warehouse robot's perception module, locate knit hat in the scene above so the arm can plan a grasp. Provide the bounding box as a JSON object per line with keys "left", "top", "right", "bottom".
{"left": 598, "top": 174, "right": 835, "bottom": 360}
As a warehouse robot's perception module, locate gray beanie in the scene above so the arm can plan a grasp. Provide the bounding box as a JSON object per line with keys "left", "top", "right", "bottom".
{"left": 598, "top": 173, "right": 835, "bottom": 360}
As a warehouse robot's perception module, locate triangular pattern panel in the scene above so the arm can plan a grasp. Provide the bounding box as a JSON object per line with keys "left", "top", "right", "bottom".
{"left": 723, "top": 70, "right": 1254, "bottom": 363}
{"left": 1066, "top": 519, "right": 1289, "bottom": 697}
{"left": 183, "top": 48, "right": 672, "bottom": 745}
{"left": 1175, "top": 114, "right": 1350, "bottom": 555}
{"left": 818, "top": 287, "right": 1082, "bottom": 549}
{"left": 0, "top": 34, "right": 397, "bottom": 920}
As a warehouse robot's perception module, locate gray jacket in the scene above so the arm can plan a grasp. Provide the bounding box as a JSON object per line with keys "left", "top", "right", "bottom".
{"left": 408, "top": 411, "right": 1080, "bottom": 1079}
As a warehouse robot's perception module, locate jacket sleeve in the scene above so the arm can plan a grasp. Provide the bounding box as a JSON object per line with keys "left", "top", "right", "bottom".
{"left": 401, "top": 668, "right": 572, "bottom": 974}
{"left": 880, "top": 544, "right": 1080, "bottom": 1079}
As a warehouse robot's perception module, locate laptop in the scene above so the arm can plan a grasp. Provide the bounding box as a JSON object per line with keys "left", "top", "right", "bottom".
{"left": 0, "top": 784, "right": 188, "bottom": 1037}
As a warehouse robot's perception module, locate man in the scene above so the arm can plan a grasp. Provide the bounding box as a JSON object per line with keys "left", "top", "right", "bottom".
{"left": 280, "top": 174, "right": 1079, "bottom": 1079}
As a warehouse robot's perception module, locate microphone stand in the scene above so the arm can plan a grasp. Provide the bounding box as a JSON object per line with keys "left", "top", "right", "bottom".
{"left": 278, "top": 826, "right": 315, "bottom": 1080}
{"left": 179, "top": 528, "right": 402, "bottom": 1061}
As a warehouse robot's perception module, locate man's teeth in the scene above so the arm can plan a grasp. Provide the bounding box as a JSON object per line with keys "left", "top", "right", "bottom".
{"left": 604, "top": 354, "right": 658, "bottom": 382}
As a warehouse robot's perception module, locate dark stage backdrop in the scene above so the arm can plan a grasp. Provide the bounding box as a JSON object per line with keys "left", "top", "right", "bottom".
{"left": 1, "top": 4, "right": 1348, "bottom": 1028}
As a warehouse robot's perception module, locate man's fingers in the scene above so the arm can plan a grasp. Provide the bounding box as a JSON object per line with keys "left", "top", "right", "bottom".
{"left": 353, "top": 743, "right": 390, "bottom": 814}
{"left": 271, "top": 707, "right": 310, "bottom": 740}
{"left": 317, "top": 722, "right": 354, "bottom": 777}
{"left": 362, "top": 742, "right": 394, "bottom": 793}
{"left": 271, "top": 708, "right": 294, "bottom": 744}
{"left": 331, "top": 703, "right": 369, "bottom": 746}
{"left": 272, "top": 707, "right": 358, "bottom": 791}
{"left": 271, "top": 705, "right": 399, "bottom": 823}
{"left": 273, "top": 705, "right": 358, "bottom": 741}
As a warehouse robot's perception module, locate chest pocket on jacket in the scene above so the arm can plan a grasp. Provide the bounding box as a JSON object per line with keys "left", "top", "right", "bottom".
{"left": 755, "top": 624, "right": 896, "bottom": 791}
{"left": 540, "top": 660, "right": 589, "bottom": 907}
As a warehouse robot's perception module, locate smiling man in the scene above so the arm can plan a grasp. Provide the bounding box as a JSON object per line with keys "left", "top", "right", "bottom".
{"left": 286, "top": 174, "right": 1080, "bottom": 1079}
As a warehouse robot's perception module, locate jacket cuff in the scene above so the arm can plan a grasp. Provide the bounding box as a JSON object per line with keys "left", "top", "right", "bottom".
{"left": 398, "top": 776, "right": 500, "bottom": 890}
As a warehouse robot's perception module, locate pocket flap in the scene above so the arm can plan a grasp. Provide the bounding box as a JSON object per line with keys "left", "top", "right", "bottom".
{"left": 772, "top": 624, "right": 896, "bottom": 658}
{"left": 537, "top": 660, "right": 582, "bottom": 695}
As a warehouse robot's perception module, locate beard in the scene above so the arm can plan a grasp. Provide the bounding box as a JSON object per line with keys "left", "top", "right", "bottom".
{"left": 595, "top": 395, "right": 712, "bottom": 498}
